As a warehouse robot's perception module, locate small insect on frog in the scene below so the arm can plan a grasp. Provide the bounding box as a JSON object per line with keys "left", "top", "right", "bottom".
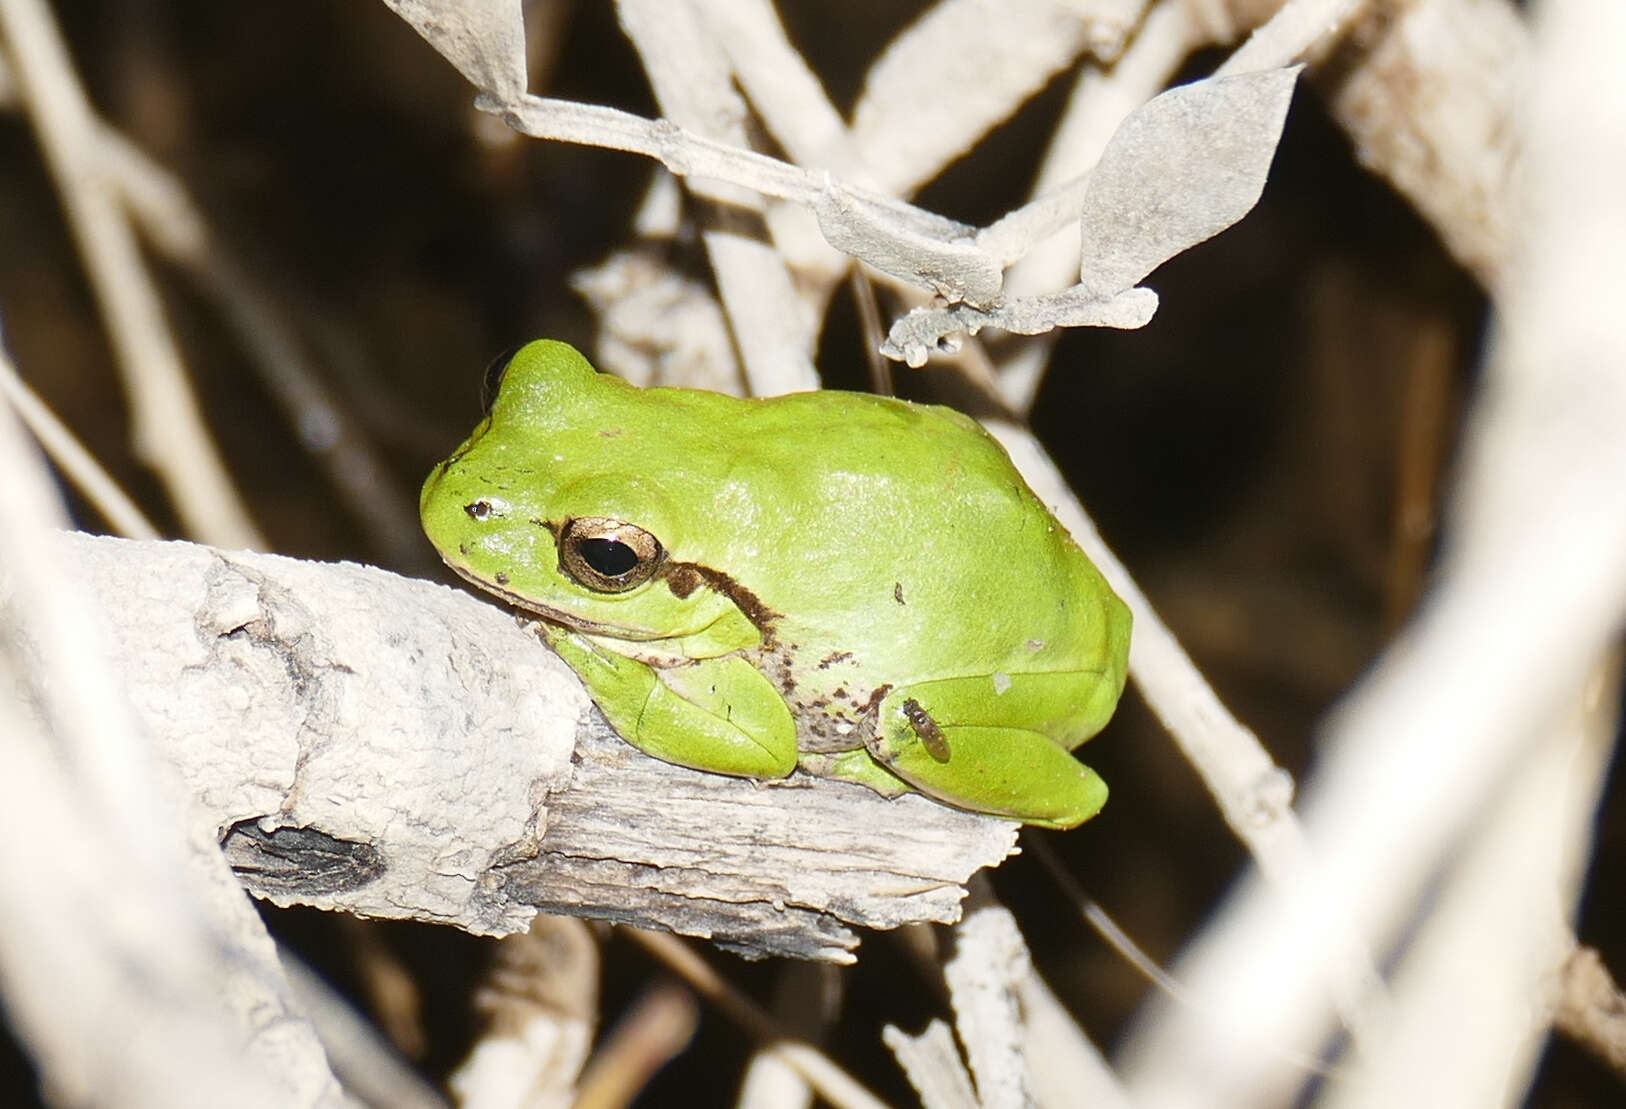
{"left": 420, "top": 340, "right": 1130, "bottom": 828}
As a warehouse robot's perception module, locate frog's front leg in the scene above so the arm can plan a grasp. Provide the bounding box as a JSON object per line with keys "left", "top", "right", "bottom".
{"left": 867, "top": 673, "right": 1114, "bottom": 829}
{"left": 539, "top": 625, "right": 798, "bottom": 779}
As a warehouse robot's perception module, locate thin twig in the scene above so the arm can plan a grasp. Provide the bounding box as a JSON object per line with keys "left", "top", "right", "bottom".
{"left": 0, "top": 353, "right": 159, "bottom": 539}
{"left": 1216, "top": 0, "right": 1371, "bottom": 76}
{"left": 93, "top": 124, "right": 433, "bottom": 571}
{"left": 0, "top": 0, "right": 262, "bottom": 548}
{"left": 621, "top": 928, "right": 893, "bottom": 1109}
{"left": 573, "top": 981, "right": 699, "bottom": 1109}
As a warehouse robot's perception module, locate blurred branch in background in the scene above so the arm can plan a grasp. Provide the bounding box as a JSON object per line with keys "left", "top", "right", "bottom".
{"left": 0, "top": 42, "right": 435, "bottom": 569}
{"left": 0, "top": 336, "right": 337, "bottom": 1106}
{"left": 1119, "top": 0, "right": 1626, "bottom": 1104}
{"left": 0, "top": 0, "right": 261, "bottom": 546}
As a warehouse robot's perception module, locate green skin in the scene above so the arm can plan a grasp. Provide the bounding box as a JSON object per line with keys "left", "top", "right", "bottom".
{"left": 420, "top": 340, "right": 1131, "bottom": 829}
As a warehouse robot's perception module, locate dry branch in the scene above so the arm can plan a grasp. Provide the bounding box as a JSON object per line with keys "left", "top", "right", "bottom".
{"left": 1118, "top": 0, "right": 1626, "bottom": 1102}
{"left": 1555, "top": 946, "right": 1626, "bottom": 1083}
{"left": 57, "top": 531, "right": 1018, "bottom": 962}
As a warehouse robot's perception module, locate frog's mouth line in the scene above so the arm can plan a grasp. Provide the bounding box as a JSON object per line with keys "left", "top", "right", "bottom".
{"left": 441, "top": 557, "right": 642, "bottom": 637}
{"left": 439, "top": 554, "right": 726, "bottom": 644}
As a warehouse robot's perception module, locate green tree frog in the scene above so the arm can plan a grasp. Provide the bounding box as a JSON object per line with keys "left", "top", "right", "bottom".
{"left": 420, "top": 340, "right": 1131, "bottom": 828}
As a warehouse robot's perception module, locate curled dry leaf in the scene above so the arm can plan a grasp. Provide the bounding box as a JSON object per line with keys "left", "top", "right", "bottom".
{"left": 884, "top": 67, "right": 1300, "bottom": 361}
{"left": 1076, "top": 66, "right": 1303, "bottom": 299}
{"left": 391, "top": 0, "right": 1297, "bottom": 357}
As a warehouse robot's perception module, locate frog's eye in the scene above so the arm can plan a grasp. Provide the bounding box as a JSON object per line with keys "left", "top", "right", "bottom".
{"left": 559, "top": 517, "right": 664, "bottom": 593}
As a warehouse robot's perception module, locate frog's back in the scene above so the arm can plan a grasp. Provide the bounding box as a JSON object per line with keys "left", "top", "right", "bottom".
{"left": 650, "top": 386, "right": 1119, "bottom": 678}
{"left": 523, "top": 345, "right": 1121, "bottom": 682}
{"left": 616, "top": 382, "right": 1046, "bottom": 563}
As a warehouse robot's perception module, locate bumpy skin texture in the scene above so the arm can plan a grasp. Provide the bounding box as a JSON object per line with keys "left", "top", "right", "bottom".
{"left": 421, "top": 340, "right": 1131, "bottom": 828}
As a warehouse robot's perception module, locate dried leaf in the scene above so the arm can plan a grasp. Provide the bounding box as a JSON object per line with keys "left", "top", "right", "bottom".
{"left": 380, "top": 0, "right": 527, "bottom": 100}
{"left": 816, "top": 180, "right": 1001, "bottom": 306}
{"left": 1077, "top": 67, "right": 1301, "bottom": 297}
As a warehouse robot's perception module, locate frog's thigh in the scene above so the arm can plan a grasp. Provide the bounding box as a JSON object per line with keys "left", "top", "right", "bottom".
{"left": 870, "top": 674, "right": 1108, "bottom": 829}
{"left": 542, "top": 628, "right": 798, "bottom": 779}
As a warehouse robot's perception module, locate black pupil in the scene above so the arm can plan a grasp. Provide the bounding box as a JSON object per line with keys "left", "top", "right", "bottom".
{"left": 579, "top": 538, "right": 639, "bottom": 578}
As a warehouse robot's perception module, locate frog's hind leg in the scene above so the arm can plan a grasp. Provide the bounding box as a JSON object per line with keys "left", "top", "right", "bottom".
{"left": 867, "top": 673, "right": 1112, "bottom": 829}
{"left": 542, "top": 627, "right": 798, "bottom": 779}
